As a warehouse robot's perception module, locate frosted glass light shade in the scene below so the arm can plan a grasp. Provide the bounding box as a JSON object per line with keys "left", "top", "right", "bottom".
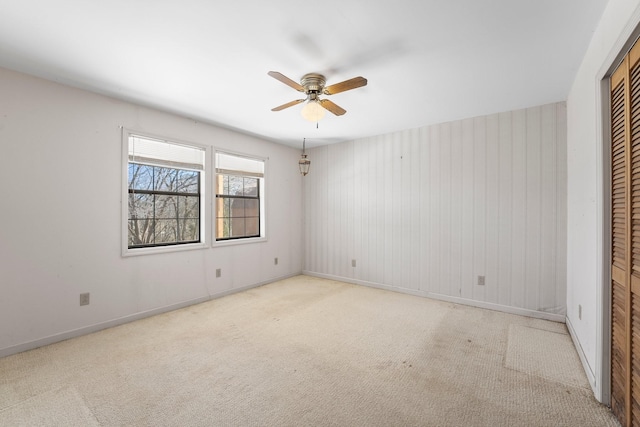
{"left": 299, "top": 155, "right": 310, "bottom": 176}
{"left": 301, "top": 100, "right": 325, "bottom": 122}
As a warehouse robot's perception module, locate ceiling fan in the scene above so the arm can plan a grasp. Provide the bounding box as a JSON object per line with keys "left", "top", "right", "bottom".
{"left": 268, "top": 71, "right": 367, "bottom": 121}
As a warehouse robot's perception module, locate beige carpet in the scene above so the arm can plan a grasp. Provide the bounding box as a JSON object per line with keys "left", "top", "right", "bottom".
{"left": 505, "top": 324, "right": 589, "bottom": 390}
{"left": 0, "top": 275, "right": 617, "bottom": 426}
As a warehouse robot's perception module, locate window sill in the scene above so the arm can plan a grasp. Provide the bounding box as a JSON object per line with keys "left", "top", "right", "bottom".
{"left": 212, "top": 236, "right": 267, "bottom": 248}
{"left": 122, "top": 242, "right": 209, "bottom": 257}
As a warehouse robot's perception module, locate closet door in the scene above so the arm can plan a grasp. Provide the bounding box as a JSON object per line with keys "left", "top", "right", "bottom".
{"left": 611, "top": 54, "right": 628, "bottom": 425}
{"left": 630, "top": 42, "right": 640, "bottom": 427}
{"left": 611, "top": 40, "right": 640, "bottom": 427}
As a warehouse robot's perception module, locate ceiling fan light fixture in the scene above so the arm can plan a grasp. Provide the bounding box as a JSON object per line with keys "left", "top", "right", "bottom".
{"left": 299, "top": 138, "right": 310, "bottom": 176}
{"left": 299, "top": 154, "right": 311, "bottom": 176}
{"left": 301, "top": 99, "right": 325, "bottom": 122}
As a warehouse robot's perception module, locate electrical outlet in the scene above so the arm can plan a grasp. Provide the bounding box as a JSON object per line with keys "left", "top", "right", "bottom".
{"left": 477, "top": 275, "right": 485, "bottom": 286}
{"left": 274, "top": 257, "right": 278, "bottom": 265}
{"left": 352, "top": 259, "right": 356, "bottom": 267}
{"left": 80, "top": 292, "right": 90, "bottom": 306}
{"left": 578, "top": 304, "right": 582, "bottom": 320}
{"left": 216, "top": 268, "right": 221, "bottom": 278}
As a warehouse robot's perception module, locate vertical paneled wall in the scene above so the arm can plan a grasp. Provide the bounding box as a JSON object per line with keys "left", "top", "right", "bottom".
{"left": 303, "top": 102, "right": 567, "bottom": 319}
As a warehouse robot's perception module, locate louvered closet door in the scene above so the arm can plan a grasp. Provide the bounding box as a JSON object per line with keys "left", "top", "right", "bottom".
{"left": 611, "top": 39, "right": 640, "bottom": 427}
{"left": 611, "top": 54, "right": 628, "bottom": 425}
{"left": 630, "top": 44, "right": 640, "bottom": 427}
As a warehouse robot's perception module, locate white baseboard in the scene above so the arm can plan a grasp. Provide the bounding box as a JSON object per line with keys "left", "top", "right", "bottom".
{"left": 0, "top": 272, "right": 300, "bottom": 359}
{"left": 303, "top": 271, "right": 566, "bottom": 323}
{"left": 566, "top": 315, "right": 598, "bottom": 396}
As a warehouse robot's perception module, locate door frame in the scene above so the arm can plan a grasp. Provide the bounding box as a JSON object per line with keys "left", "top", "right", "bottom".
{"left": 597, "top": 13, "right": 640, "bottom": 405}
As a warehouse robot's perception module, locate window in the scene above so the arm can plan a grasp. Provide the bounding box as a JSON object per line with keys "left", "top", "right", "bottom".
{"left": 215, "top": 151, "right": 265, "bottom": 241}
{"left": 125, "top": 133, "right": 207, "bottom": 251}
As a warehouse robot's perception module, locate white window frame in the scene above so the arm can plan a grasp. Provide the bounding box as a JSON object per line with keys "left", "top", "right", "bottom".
{"left": 121, "top": 128, "right": 211, "bottom": 256}
{"left": 213, "top": 149, "right": 267, "bottom": 246}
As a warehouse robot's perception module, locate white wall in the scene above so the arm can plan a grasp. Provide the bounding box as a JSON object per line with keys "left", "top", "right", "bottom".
{"left": 566, "top": 0, "right": 640, "bottom": 403}
{"left": 303, "top": 102, "right": 567, "bottom": 321}
{"left": 0, "top": 68, "right": 303, "bottom": 357}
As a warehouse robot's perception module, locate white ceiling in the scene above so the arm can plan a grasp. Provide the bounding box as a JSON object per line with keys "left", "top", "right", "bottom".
{"left": 0, "top": 0, "right": 609, "bottom": 149}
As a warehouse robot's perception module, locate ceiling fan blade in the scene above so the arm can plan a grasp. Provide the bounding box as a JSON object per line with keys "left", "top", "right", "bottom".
{"left": 319, "top": 99, "right": 346, "bottom": 116}
{"left": 268, "top": 71, "right": 304, "bottom": 92}
{"left": 271, "top": 99, "right": 305, "bottom": 111}
{"left": 323, "top": 76, "right": 367, "bottom": 95}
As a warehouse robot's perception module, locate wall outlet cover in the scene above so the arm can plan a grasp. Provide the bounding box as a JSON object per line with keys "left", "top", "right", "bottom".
{"left": 80, "top": 292, "right": 90, "bottom": 306}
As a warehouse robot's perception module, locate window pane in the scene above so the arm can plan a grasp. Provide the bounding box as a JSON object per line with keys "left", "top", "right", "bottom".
{"left": 179, "top": 218, "right": 199, "bottom": 241}
{"left": 229, "top": 175, "right": 244, "bottom": 196}
{"left": 155, "top": 195, "right": 177, "bottom": 219}
{"left": 230, "top": 198, "right": 245, "bottom": 218}
{"left": 222, "top": 175, "right": 229, "bottom": 195}
{"left": 246, "top": 217, "right": 259, "bottom": 236}
{"left": 230, "top": 218, "right": 245, "bottom": 237}
{"left": 154, "top": 219, "right": 178, "bottom": 243}
{"left": 128, "top": 219, "right": 154, "bottom": 246}
{"left": 178, "top": 196, "right": 199, "bottom": 218}
{"left": 154, "top": 167, "right": 178, "bottom": 192}
{"left": 128, "top": 193, "right": 154, "bottom": 220}
{"left": 177, "top": 170, "right": 199, "bottom": 193}
{"left": 216, "top": 197, "right": 226, "bottom": 219}
{"left": 244, "top": 199, "right": 259, "bottom": 216}
{"left": 217, "top": 218, "right": 230, "bottom": 238}
{"left": 128, "top": 164, "right": 153, "bottom": 191}
{"left": 127, "top": 220, "right": 137, "bottom": 246}
{"left": 244, "top": 177, "right": 258, "bottom": 196}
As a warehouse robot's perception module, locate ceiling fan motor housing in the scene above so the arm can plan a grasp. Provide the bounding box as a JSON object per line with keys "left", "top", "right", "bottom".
{"left": 301, "top": 73, "right": 326, "bottom": 95}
